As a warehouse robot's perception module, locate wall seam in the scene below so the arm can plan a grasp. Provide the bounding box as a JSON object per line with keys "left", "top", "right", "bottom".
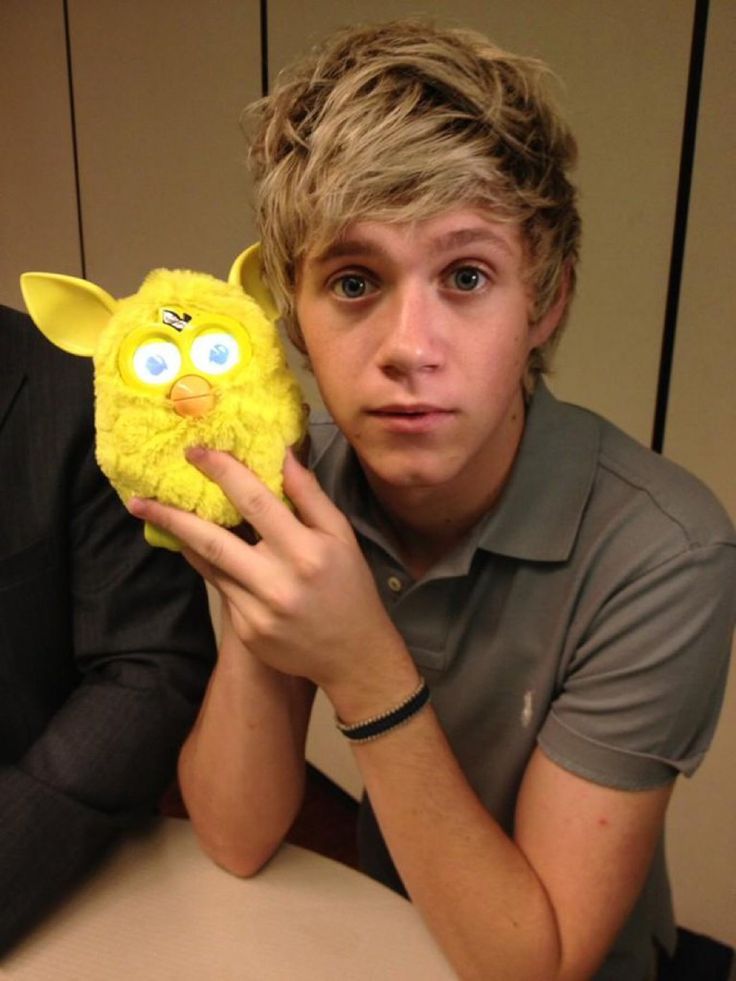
{"left": 260, "top": 0, "right": 270, "bottom": 97}
{"left": 651, "top": 0, "right": 710, "bottom": 453}
{"left": 62, "top": 0, "right": 86, "bottom": 278}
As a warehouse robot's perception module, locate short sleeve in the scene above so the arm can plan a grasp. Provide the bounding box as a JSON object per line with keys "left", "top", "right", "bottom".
{"left": 538, "top": 542, "right": 736, "bottom": 790}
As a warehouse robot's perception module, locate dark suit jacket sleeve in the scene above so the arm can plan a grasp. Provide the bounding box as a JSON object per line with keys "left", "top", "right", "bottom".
{"left": 0, "top": 308, "right": 217, "bottom": 953}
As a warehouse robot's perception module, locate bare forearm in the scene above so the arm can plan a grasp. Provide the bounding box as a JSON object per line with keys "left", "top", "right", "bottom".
{"left": 344, "top": 708, "right": 562, "bottom": 981}
{"left": 179, "top": 620, "right": 314, "bottom": 875}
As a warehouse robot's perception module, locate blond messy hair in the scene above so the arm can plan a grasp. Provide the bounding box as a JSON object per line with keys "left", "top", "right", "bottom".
{"left": 245, "top": 19, "right": 581, "bottom": 386}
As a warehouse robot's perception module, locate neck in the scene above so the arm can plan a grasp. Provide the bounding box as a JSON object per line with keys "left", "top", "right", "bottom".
{"left": 366, "top": 418, "right": 525, "bottom": 579}
{"left": 399, "top": 512, "right": 483, "bottom": 579}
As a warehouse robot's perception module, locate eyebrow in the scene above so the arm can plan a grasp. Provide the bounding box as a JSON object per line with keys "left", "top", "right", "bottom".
{"left": 433, "top": 227, "right": 516, "bottom": 257}
{"left": 311, "top": 225, "right": 517, "bottom": 266}
{"left": 311, "top": 239, "right": 386, "bottom": 265}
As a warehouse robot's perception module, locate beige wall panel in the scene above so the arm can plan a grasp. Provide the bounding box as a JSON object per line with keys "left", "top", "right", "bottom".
{"left": 664, "top": 0, "right": 736, "bottom": 523}
{"left": 0, "top": 0, "right": 82, "bottom": 309}
{"left": 268, "top": 0, "right": 694, "bottom": 444}
{"left": 68, "top": 0, "right": 261, "bottom": 298}
{"left": 662, "top": 0, "right": 736, "bottom": 947}
{"left": 667, "top": 639, "right": 736, "bottom": 946}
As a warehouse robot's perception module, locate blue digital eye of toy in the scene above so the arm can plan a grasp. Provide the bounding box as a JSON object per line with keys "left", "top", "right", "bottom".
{"left": 146, "top": 354, "right": 169, "bottom": 375}
{"left": 132, "top": 340, "right": 182, "bottom": 385}
{"left": 190, "top": 331, "right": 241, "bottom": 376}
{"left": 209, "top": 343, "right": 229, "bottom": 366}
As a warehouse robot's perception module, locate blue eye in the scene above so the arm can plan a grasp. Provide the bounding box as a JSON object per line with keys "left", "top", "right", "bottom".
{"left": 330, "top": 274, "right": 377, "bottom": 300}
{"left": 132, "top": 340, "right": 182, "bottom": 385}
{"left": 336, "top": 275, "right": 366, "bottom": 298}
{"left": 448, "top": 266, "right": 488, "bottom": 292}
{"left": 190, "top": 331, "right": 241, "bottom": 375}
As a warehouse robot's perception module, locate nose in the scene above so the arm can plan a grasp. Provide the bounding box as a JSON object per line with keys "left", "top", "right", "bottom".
{"left": 377, "top": 282, "right": 443, "bottom": 377}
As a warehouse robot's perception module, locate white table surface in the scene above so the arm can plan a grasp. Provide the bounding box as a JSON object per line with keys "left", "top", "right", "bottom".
{"left": 0, "top": 817, "right": 456, "bottom": 980}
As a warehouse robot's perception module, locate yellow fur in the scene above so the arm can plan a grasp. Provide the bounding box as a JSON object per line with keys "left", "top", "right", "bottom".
{"left": 93, "top": 268, "right": 304, "bottom": 525}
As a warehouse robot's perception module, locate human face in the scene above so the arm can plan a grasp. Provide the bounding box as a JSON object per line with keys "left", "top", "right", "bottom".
{"left": 295, "top": 209, "right": 562, "bottom": 511}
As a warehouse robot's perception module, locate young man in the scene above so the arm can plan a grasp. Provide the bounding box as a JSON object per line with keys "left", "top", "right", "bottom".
{"left": 0, "top": 304, "right": 216, "bottom": 953}
{"left": 129, "top": 22, "right": 735, "bottom": 980}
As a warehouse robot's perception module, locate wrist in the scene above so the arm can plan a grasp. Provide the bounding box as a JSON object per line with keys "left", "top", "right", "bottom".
{"left": 324, "top": 644, "right": 421, "bottom": 728}
{"left": 335, "top": 678, "right": 430, "bottom": 743}
{"left": 217, "top": 628, "right": 290, "bottom": 692}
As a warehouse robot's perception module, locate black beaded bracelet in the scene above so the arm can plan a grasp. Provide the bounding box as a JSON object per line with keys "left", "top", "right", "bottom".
{"left": 335, "top": 679, "right": 430, "bottom": 743}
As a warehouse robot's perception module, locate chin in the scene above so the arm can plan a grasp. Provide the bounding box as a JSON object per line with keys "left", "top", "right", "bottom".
{"left": 361, "top": 453, "right": 461, "bottom": 492}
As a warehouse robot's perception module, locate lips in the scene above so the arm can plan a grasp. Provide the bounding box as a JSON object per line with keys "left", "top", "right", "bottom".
{"left": 367, "top": 404, "right": 454, "bottom": 434}
{"left": 370, "top": 403, "right": 449, "bottom": 415}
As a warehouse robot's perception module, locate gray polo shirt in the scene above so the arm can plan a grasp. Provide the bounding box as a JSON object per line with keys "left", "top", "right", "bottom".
{"left": 310, "top": 381, "right": 736, "bottom": 981}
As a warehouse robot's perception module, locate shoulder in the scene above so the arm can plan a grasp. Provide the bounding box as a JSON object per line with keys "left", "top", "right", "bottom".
{"left": 489, "top": 384, "right": 734, "bottom": 567}
{"left": 0, "top": 303, "right": 31, "bottom": 341}
{"left": 0, "top": 303, "right": 93, "bottom": 413}
{"left": 1, "top": 304, "right": 99, "bottom": 521}
{"left": 577, "top": 403, "right": 735, "bottom": 558}
{"left": 526, "top": 382, "right": 735, "bottom": 561}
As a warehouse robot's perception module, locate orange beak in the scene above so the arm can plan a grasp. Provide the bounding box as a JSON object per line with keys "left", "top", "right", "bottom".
{"left": 169, "top": 375, "right": 216, "bottom": 418}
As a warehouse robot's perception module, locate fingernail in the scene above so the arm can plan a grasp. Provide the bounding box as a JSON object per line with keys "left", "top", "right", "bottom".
{"left": 128, "top": 497, "right": 145, "bottom": 517}
{"left": 185, "top": 445, "right": 207, "bottom": 463}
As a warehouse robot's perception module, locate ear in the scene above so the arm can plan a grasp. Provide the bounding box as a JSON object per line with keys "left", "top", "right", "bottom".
{"left": 228, "top": 243, "right": 279, "bottom": 322}
{"left": 20, "top": 272, "right": 118, "bottom": 357}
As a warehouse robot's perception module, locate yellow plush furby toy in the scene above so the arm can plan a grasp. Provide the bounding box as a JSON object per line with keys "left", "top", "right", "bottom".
{"left": 20, "top": 245, "right": 305, "bottom": 550}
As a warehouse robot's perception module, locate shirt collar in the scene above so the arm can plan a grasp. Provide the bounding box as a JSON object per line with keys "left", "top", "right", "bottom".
{"left": 311, "top": 380, "right": 599, "bottom": 568}
{"left": 474, "top": 381, "right": 599, "bottom": 561}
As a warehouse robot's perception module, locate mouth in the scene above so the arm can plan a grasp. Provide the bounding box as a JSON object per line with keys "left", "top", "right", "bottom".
{"left": 366, "top": 404, "right": 454, "bottom": 434}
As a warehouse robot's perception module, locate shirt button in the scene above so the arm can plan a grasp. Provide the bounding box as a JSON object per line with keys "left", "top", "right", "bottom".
{"left": 387, "top": 575, "right": 404, "bottom": 594}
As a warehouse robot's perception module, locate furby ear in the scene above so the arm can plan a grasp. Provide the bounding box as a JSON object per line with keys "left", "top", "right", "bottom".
{"left": 20, "top": 272, "right": 118, "bottom": 357}
{"left": 228, "top": 243, "right": 279, "bottom": 322}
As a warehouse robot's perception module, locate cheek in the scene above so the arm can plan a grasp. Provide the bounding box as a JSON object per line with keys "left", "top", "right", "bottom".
{"left": 303, "top": 316, "right": 374, "bottom": 388}
{"left": 303, "top": 332, "right": 341, "bottom": 394}
{"left": 301, "top": 337, "right": 353, "bottom": 419}
{"left": 466, "top": 325, "right": 531, "bottom": 378}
